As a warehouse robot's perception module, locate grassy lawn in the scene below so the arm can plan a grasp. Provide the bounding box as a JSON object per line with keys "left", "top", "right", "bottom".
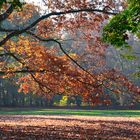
{"left": 0, "top": 108, "right": 139, "bottom": 117}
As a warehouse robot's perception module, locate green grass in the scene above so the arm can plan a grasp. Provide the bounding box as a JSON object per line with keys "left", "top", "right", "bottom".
{"left": 0, "top": 108, "right": 140, "bottom": 117}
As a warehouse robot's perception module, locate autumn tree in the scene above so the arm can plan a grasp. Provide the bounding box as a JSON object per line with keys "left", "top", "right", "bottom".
{"left": 0, "top": 0, "right": 139, "bottom": 105}
{"left": 102, "top": 0, "right": 140, "bottom": 105}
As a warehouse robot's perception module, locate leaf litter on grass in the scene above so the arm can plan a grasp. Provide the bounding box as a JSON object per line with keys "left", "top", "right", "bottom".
{"left": 0, "top": 115, "right": 139, "bottom": 140}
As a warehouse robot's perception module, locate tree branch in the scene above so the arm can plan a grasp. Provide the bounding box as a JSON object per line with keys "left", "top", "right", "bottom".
{"left": 30, "top": 73, "right": 53, "bottom": 93}
{"left": 26, "top": 31, "right": 96, "bottom": 78}
{"left": 0, "top": 69, "right": 45, "bottom": 74}
{"left": 0, "top": 52, "right": 45, "bottom": 74}
{"left": 26, "top": 31, "right": 104, "bottom": 90}
{"left": 0, "top": 5, "right": 14, "bottom": 22}
{"left": 0, "top": 8, "right": 117, "bottom": 46}
{"left": 27, "top": 32, "right": 135, "bottom": 95}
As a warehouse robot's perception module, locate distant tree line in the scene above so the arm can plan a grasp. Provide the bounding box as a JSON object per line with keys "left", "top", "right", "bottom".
{"left": 0, "top": 79, "right": 83, "bottom": 107}
{"left": 0, "top": 79, "right": 139, "bottom": 108}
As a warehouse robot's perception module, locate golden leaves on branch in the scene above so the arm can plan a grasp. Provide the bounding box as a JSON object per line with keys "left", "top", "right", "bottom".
{"left": 8, "top": 4, "right": 39, "bottom": 23}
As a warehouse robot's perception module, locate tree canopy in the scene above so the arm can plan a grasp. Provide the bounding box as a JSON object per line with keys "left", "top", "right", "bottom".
{"left": 103, "top": 0, "right": 140, "bottom": 48}
{"left": 0, "top": 0, "right": 139, "bottom": 105}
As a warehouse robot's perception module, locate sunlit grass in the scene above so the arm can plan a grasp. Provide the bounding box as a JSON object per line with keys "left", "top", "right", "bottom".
{"left": 0, "top": 108, "right": 140, "bottom": 117}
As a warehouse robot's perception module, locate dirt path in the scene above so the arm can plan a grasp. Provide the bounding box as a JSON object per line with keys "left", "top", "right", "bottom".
{"left": 0, "top": 115, "right": 140, "bottom": 140}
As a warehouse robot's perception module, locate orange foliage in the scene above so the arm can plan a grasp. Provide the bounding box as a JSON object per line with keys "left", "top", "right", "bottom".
{"left": 0, "top": 1, "right": 139, "bottom": 105}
